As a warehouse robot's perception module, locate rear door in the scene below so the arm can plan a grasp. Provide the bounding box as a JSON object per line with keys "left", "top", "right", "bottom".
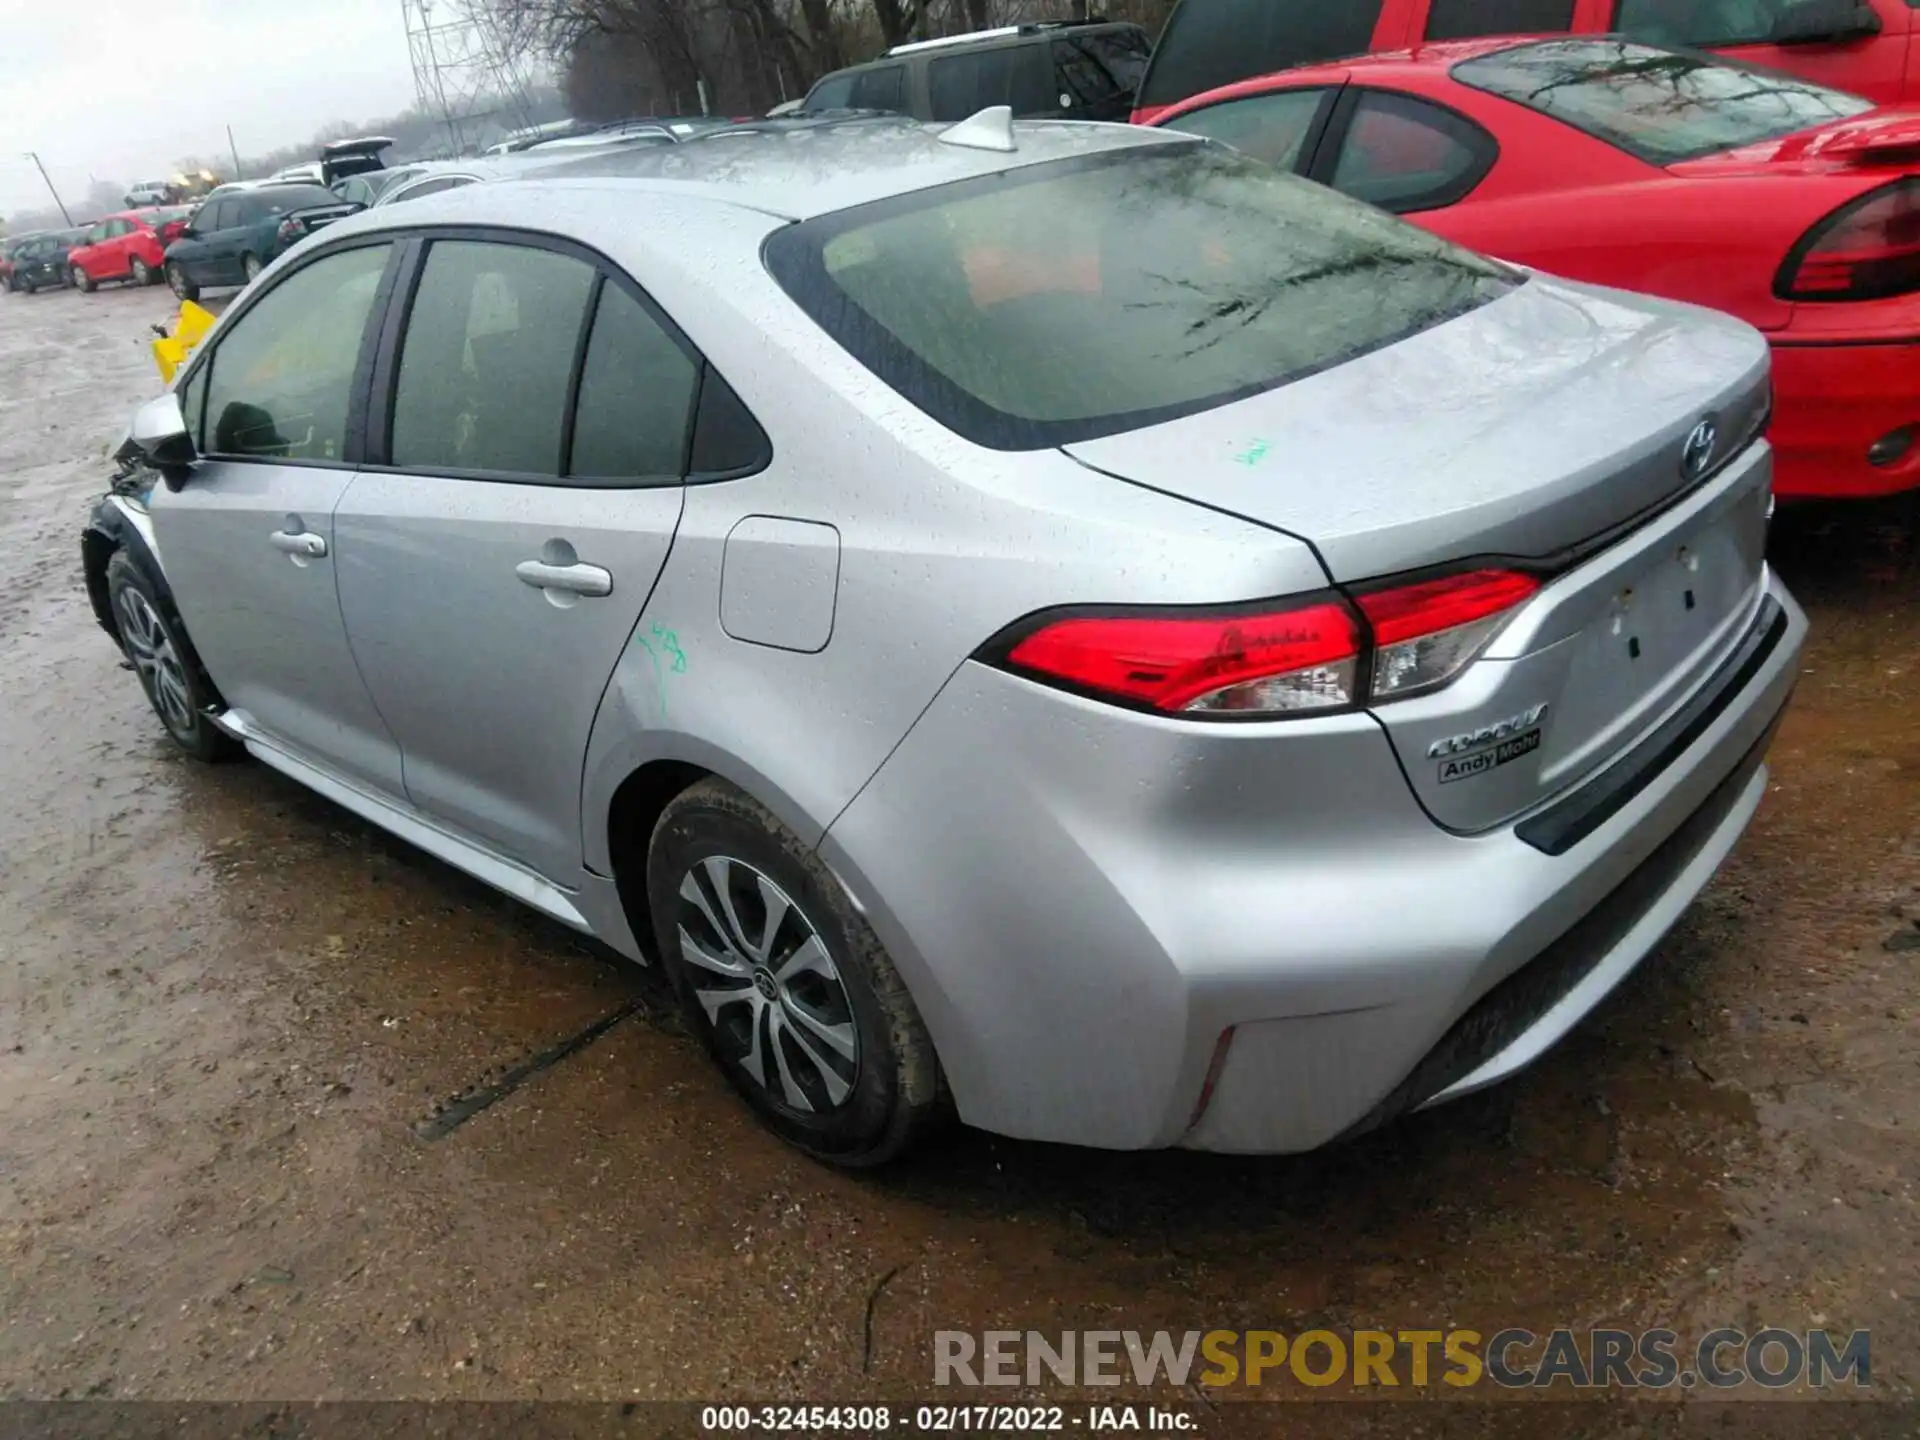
{"left": 206, "top": 199, "right": 254, "bottom": 284}
{"left": 147, "top": 240, "right": 408, "bottom": 793}
{"left": 1611, "top": 0, "right": 1913, "bottom": 103}
{"left": 334, "top": 234, "right": 697, "bottom": 880}
{"left": 101, "top": 219, "right": 136, "bottom": 279}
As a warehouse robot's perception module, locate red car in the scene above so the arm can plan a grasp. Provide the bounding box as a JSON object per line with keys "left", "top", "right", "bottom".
{"left": 1153, "top": 37, "right": 1920, "bottom": 500}
{"left": 1132, "top": 0, "right": 1920, "bottom": 122}
{"left": 67, "top": 207, "right": 194, "bottom": 292}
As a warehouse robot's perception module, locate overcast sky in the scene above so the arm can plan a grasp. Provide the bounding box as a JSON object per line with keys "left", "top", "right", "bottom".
{"left": 0, "top": 0, "right": 418, "bottom": 219}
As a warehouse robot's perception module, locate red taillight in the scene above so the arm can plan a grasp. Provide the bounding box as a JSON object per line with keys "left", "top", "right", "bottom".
{"left": 1777, "top": 178, "right": 1920, "bottom": 302}
{"left": 1005, "top": 599, "right": 1363, "bottom": 715}
{"left": 278, "top": 218, "right": 300, "bottom": 243}
{"left": 1357, "top": 568, "right": 1541, "bottom": 699}
{"left": 993, "top": 568, "right": 1539, "bottom": 719}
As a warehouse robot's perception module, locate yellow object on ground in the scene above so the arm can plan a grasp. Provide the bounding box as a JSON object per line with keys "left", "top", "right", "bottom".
{"left": 152, "top": 301, "right": 217, "bottom": 385}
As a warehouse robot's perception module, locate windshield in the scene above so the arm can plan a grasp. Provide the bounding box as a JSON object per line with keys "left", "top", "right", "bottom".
{"left": 1453, "top": 38, "right": 1873, "bottom": 165}
{"left": 764, "top": 144, "right": 1517, "bottom": 449}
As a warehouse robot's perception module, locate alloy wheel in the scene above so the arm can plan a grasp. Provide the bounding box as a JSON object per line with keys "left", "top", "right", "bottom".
{"left": 115, "top": 587, "right": 195, "bottom": 738}
{"left": 243, "top": 255, "right": 262, "bottom": 282}
{"left": 675, "top": 855, "right": 859, "bottom": 1113}
{"left": 131, "top": 258, "right": 150, "bottom": 285}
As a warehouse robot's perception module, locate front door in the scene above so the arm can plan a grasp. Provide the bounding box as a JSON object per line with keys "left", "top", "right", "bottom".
{"left": 335, "top": 237, "right": 696, "bottom": 881}
{"left": 149, "top": 240, "right": 407, "bottom": 794}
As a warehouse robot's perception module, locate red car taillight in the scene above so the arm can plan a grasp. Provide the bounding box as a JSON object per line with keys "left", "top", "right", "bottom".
{"left": 992, "top": 568, "right": 1541, "bottom": 719}
{"left": 1777, "top": 177, "right": 1920, "bottom": 302}
{"left": 277, "top": 218, "right": 301, "bottom": 244}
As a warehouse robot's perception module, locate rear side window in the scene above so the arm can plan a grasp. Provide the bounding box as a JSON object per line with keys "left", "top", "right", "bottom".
{"left": 396, "top": 176, "right": 476, "bottom": 203}
{"left": 929, "top": 48, "right": 1054, "bottom": 120}
{"left": 1328, "top": 91, "right": 1495, "bottom": 212}
{"left": 1425, "top": 0, "right": 1576, "bottom": 40}
{"left": 1138, "top": 0, "right": 1385, "bottom": 111}
{"left": 764, "top": 145, "right": 1515, "bottom": 450}
{"left": 1454, "top": 39, "right": 1873, "bottom": 164}
{"left": 1161, "top": 87, "right": 1333, "bottom": 170}
{"left": 1053, "top": 30, "right": 1153, "bottom": 118}
{"left": 202, "top": 243, "right": 392, "bottom": 462}
{"left": 569, "top": 282, "right": 699, "bottom": 482}
{"left": 850, "top": 65, "right": 907, "bottom": 112}
{"left": 391, "top": 241, "right": 597, "bottom": 476}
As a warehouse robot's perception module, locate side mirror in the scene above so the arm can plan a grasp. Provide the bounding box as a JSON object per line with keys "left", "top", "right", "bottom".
{"left": 129, "top": 393, "right": 197, "bottom": 486}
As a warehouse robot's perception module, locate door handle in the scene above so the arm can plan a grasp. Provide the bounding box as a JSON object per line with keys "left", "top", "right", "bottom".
{"left": 516, "top": 560, "right": 612, "bottom": 598}
{"left": 269, "top": 529, "right": 327, "bottom": 559}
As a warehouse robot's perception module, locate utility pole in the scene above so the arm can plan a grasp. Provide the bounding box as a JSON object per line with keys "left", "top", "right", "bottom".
{"left": 227, "top": 126, "right": 244, "bottom": 181}
{"left": 25, "top": 153, "right": 73, "bottom": 225}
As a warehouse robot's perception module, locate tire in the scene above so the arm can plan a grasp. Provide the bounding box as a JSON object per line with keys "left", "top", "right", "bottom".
{"left": 167, "top": 262, "right": 199, "bottom": 302}
{"left": 17, "top": 276, "right": 33, "bottom": 295}
{"left": 72, "top": 265, "right": 95, "bottom": 293}
{"left": 105, "top": 550, "right": 240, "bottom": 763}
{"left": 130, "top": 257, "right": 154, "bottom": 286}
{"left": 242, "top": 253, "right": 262, "bottom": 283}
{"left": 646, "top": 779, "right": 944, "bottom": 1166}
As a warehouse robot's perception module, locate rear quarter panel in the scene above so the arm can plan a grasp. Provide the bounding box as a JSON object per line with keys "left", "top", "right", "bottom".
{"left": 1397, "top": 79, "right": 1845, "bottom": 331}
{"left": 547, "top": 188, "right": 1331, "bottom": 865}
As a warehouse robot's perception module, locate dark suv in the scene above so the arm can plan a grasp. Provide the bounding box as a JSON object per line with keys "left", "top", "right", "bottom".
{"left": 800, "top": 20, "right": 1152, "bottom": 123}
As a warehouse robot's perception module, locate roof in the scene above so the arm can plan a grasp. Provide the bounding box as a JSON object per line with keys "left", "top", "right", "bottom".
{"left": 520, "top": 114, "right": 1192, "bottom": 221}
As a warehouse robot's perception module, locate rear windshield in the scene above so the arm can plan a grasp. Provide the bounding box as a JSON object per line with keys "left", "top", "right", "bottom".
{"left": 1137, "top": 0, "right": 1384, "bottom": 111}
{"left": 1453, "top": 38, "right": 1873, "bottom": 165}
{"left": 257, "top": 185, "right": 337, "bottom": 213}
{"left": 763, "top": 144, "right": 1516, "bottom": 449}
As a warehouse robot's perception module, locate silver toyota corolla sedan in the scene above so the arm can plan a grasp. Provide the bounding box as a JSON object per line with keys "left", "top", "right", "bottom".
{"left": 83, "top": 111, "right": 1805, "bottom": 1166}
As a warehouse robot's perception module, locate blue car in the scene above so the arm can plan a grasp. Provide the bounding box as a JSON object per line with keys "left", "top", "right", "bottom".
{"left": 162, "top": 184, "right": 360, "bottom": 300}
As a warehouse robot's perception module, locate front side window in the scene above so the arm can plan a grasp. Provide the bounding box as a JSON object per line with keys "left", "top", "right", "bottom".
{"left": 850, "top": 65, "right": 907, "bottom": 112}
{"left": 1161, "top": 87, "right": 1333, "bottom": 170}
{"left": 1453, "top": 38, "right": 1873, "bottom": 164}
{"left": 1425, "top": 0, "right": 1577, "bottom": 40}
{"left": 202, "top": 242, "right": 392, "bottom": 461}
{"left": 390, "top": 240, "right": 597, "bottom": 476}
{"left": 569, "top": 283, "right": 699, "bottom": 482}
{"left": 1138, "top": 0, "right": 1385, "bottom": 111}
{"left": 765, "top": 145, "right": 1515, "bottom": 449}
{"left": 807, "top": 73, "right": 857, "bottom": 110}
{"left": 1329, "top": 91, "right": 1495, "bottom": 212}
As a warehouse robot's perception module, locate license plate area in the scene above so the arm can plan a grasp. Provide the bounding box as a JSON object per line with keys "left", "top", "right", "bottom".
{"left": 1535, "top": 478, "right": 1767, "bottom": 790}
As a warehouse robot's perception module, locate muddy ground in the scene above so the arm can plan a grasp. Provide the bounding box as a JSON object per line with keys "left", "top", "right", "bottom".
{"left": 0, "top": 279, "right": 1916, "bottom": 1425}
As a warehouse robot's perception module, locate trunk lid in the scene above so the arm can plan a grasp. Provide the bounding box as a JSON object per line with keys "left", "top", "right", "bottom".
{"left": 1671, "top": 105, "right": 1920, "bottom": 175}
{"left": 1061, "top": 275, "right": 1769, "bottom": 583}
{"left": 280, "top": 203, "right": 363, "bottom": 244}
{"left": 1063, "top": 274, "right": 1774, "bottom": 833}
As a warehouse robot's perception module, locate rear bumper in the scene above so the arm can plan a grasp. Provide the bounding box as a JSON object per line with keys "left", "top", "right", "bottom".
{"left": 820, "top": 573, "right": 1805, "bottom": 1154}
{"left": 1771, "top": 338, "right": 1920, "bottom": 499}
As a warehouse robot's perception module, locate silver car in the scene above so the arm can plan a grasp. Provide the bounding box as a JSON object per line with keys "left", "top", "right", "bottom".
{"left": 84, "top": 112, "right": 1805, "bottom": 1165}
